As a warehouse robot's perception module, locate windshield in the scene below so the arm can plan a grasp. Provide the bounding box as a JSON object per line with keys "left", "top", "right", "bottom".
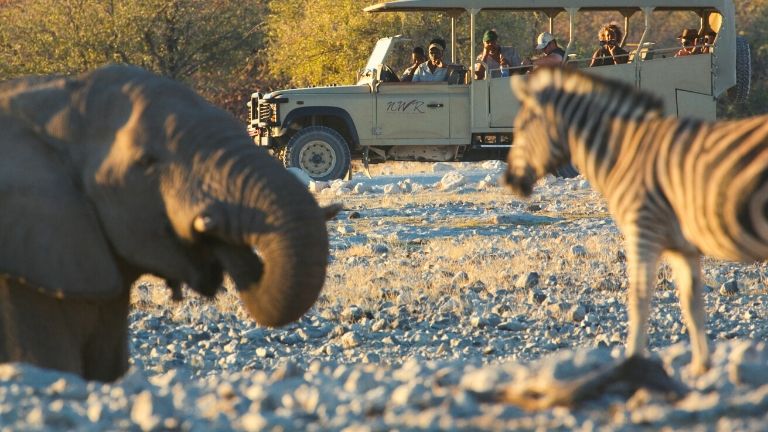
{"left": 359, "top": 36, "right": 414, "bottom": 83}
{"left": 364, "top": 37, "right": 401, "bottom": 71}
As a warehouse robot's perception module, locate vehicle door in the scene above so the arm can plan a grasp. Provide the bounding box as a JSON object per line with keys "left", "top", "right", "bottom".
{"left": 374, "top": 82, "right": 451, "bottom": 141}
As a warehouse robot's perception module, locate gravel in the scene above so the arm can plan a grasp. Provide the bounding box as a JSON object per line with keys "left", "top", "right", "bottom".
{"left": 2, "top": 162, "right": 768, "bottom": 431}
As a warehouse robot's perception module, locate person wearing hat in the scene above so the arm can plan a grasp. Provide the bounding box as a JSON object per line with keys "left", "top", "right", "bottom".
{"left": 675, "top": 28, "right": 699, "bottom": 57}
{"left": 401, "top": 46, "right": 426, "bottom": 82}
{"left": 412, "top": 38, "right": 448, "bottom": 82}
{"left": 475, "top": 30, "right": 509, "bottom": 79}
{"left": 523, "top": 32, "right": 565, "bottom": 69}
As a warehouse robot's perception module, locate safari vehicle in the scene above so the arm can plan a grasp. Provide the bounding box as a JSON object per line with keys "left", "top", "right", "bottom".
{"left": 248, "top": 0, "right": 750, "bottom": 180}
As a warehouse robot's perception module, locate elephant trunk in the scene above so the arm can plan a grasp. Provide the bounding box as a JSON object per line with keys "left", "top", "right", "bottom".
{"left": 201, "top": 149, "right": 329, "bottom": 327}
{"left": 238, "top": 218, "right": 328, "bottom": 327}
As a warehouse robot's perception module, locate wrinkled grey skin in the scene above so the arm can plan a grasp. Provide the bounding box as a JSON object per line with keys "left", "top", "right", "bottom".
{"left": 0, "top": 65, "right": 338, "bottom": 381}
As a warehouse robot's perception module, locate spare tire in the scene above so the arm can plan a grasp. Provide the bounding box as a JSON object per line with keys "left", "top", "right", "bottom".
{"left": 734, "top": 36, "right": 751, "bottom": 103}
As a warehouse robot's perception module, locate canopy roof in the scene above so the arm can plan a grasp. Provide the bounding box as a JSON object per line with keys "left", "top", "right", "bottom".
{"left": 364, "top": 0, "right": 728, "bottom": 13}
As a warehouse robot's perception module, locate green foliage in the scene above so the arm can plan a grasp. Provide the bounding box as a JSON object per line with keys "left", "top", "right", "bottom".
{"left": 0, "top": 0, "right": 265, "bottom": 112}
{"left": 266, "top": 0, "right": 405, "bottom": 87}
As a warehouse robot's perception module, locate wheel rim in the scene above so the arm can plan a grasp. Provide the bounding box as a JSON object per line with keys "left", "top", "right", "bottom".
{"left": 298, "top": 139, "right": 337, "bottom": 178}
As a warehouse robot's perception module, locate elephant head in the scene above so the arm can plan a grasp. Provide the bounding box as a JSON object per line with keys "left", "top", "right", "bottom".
{"left": 0, "top": 64, "right": 337, "bottom": 328}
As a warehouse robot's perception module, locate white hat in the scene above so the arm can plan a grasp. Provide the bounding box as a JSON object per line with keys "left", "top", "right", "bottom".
{"left": 535, "top": 32, "right": 554, "bottom": 50}
{"left": 428, "top": 42, "right": 444, "bottom": 52}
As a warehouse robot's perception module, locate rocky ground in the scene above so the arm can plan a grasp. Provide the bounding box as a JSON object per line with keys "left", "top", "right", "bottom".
{"left": 2, "top": 162, "right": 768, "bottom": 431}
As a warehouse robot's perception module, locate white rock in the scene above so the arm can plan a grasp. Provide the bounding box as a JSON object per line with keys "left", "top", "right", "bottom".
{"left": 382, "top": 183, "right": 400, "bottom": 194}
{"left": 410, "top": 182, "right": 425, "bottom": 192}
{"left": 344, "top": 370, "right": 378, "bottom": 393}
{"left": 439, "top": 171, "right": 467, "bottom": 191}
{"left": 459, "top": 367, "right": 506, "bottom": 395}
{"left": 308, "top": 180, "right": 329, "bottom": 193}
{"left": 481, "top": 174, "right": 499, "bottom": 188}
{"left": 130, "top": 390, "right": 162, "bottom": 432}
{"left": 353, "top": 183, "right": 370, "bottom": 194}
{"left": 241, "top": 412, "right": 269, "bottom": 432}
{"left": 25, "top": 407, "right": 44, "bottom": 427}
{"left": 87, "top": 402, "right": 103, "bottom": 423}
{"left": 432, "top": 162, "right": 456, "bottom": 172}
{"left": 294, "top": 384, "right": 321, "bottom": 412}
{"left": 329, "top": 179, "right": 349, "bottom": 191}
{"left": 728, "top": 341, "right": 768, "bottom": 386}
{"left": 337, "top": 224, "right": 355, "bottom": 234}
{"left": 390, "top": 382, "right": 430, "bottom": 406}
{"left": 341, "top": 331, "right": 362, "bottom": 348}
{"left": 287, "top": 167, "right": 312, "bottom": 186}
{"left": 450, "top": 390, "right": 481, "bottom": 418}
{"left": 538, "top": 174, "right": 559, "bottom": 186}
{"left": 481, "top": 160, "right": 506, "bottom": 171}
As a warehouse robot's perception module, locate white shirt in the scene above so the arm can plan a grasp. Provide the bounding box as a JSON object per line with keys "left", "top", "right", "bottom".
{"left": 412, "top": 62, "right": 447, "bottom": 82}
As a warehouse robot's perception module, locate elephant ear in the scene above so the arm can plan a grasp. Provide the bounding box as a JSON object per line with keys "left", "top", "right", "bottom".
{"left": 0, "top": 86, "right": 123, "bottom": 299}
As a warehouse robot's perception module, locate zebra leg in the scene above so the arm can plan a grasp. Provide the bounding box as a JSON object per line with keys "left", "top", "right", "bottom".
{"left": 665, "top": 251, "right": 710, "bottom": 375}
{"left": 625, "top": 240, "right": 661, "bottom": 359}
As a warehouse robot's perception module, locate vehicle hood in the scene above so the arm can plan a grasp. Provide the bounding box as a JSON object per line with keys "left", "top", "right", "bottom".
{"left": 264, "top": 85, "right": 370, "bottom": 98}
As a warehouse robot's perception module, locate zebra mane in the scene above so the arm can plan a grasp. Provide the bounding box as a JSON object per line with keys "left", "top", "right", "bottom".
{"left": 528, "top": 67, "right": 664, "bottom": 120}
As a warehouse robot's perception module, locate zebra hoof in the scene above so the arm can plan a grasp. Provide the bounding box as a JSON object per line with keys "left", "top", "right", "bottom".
{"left": 498, "top": 354, "right": 687, "bottom": 410}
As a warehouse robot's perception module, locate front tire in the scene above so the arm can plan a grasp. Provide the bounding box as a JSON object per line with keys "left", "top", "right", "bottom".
{"left": 284, "top": 126, "right": 352, "bottom": 181}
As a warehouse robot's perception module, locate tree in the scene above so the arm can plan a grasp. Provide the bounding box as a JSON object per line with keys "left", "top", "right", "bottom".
{"left": 0, "top": 0, "right": 266, "bottom": 114}
{"left": 265, "top": 0, "right": 541, "bottom": 88}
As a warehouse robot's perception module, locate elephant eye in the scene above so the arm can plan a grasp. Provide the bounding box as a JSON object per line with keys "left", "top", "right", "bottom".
{"left": 137, "top": 153, "right": 159, "bottom": 169}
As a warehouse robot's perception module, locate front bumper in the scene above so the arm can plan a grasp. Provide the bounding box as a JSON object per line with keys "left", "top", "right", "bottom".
{"left": 247, "top": 126, "right": 274, "bottom": 147}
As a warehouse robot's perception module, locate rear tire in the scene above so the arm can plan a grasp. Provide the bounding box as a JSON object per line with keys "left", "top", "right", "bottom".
{"left": 734, "top": 36, "right": 751, "bottom": 103}
{"left": 284, "top": 126, "right": 352, "bottom": 181}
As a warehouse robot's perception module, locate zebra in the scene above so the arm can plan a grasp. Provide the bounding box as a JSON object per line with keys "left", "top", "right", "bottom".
{"left": 504, "top": 66, "right": 768, "bottom": 376}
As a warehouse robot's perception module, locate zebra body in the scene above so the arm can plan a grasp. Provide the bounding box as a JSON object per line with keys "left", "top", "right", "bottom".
{"left": 505, "top": 67, "right": 768, "bottom": 374}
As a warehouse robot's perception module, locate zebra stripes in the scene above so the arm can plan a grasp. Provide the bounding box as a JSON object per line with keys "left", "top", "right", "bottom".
{"left": 504, "top": 67, "right": 768, "bottom": 375}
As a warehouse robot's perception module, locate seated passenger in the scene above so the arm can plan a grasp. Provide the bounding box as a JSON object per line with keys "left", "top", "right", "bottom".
{"left": 401, "top": 46, "right": 426, "bottom": 82}
{"left": 412, "top": 38, "right": 448, "bottom": 82}
{"left": 698, "top": 29, "right": 717, "bottom": 54}
{"left": 589, "top": 25, "right": 629, "bottom": 67}
{"left": 675, "top": 28, "right": 699, "bottom": 57}
{"left": 522, "top": 32, "right": 565, "bottom": 70}
{"left": 475, "top": 30, "right": 510, "bottom": 79}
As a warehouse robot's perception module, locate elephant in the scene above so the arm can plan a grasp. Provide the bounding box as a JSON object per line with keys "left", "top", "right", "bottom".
{"left": 0, "top": 64, "right": 340, "bottom": 381}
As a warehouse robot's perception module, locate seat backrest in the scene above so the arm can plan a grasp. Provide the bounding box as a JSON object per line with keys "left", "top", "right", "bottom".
{"left": 445, "top": 64, "right": 468, "bottom": 84}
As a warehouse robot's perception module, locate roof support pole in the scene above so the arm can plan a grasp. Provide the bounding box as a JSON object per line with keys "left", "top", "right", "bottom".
{"left": 451, "top": 16, "right": 457, "bottom": 63}
{"left": 469, "top": 8, "right": 478, "bottom": 129}
{"left": 447, "top": 10, "right": 464, "bottom": 64}
{"left": 565, "top": 8, "right": 578, "bottom": 58}
{"left": 636, "top": 7, "right": 652, "bottom": 61}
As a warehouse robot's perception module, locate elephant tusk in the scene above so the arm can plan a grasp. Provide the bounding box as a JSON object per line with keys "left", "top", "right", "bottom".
{"left": 193, "top": 215, "right": 214, "bottom": 233}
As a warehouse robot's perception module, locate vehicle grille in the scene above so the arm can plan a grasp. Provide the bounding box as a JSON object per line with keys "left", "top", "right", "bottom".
{"left": 249, "top": 96, "right": 256, "bottom": 123}
{"left": 258, "top": 103, "right": 273, "bottom": 123}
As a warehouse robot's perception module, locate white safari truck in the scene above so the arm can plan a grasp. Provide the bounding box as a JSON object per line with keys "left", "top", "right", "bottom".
{"left": 248, "top": 0, "right": 750, "bottom": 180}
